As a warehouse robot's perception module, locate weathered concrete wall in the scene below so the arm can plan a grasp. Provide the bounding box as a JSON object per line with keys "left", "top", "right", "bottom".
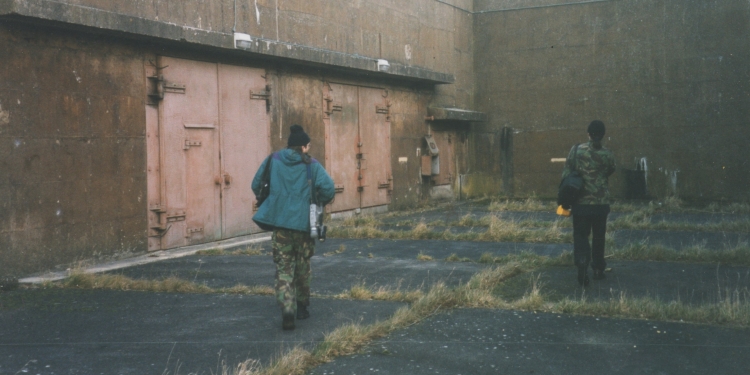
{"left": 0, "top": 22, "right": 148, "bottom": 276}
{"left": 47, "top": 0, "right": 474, "bottom": 109}
{"left": 474, "top": 0, "right": 750, "bottom": 201}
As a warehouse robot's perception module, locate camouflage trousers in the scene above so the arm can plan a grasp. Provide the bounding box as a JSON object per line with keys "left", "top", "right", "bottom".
{"left": 272, "top": 229, "right": 315, "bottom": 315}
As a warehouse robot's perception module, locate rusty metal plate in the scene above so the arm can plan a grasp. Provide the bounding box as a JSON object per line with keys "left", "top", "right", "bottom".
{"left": 325, "top": 83, "right": 360, "bottom": 213}
{"left": 358, "top": 87, "right": 391, "bottom": 208}
{"left": 431, "top": 130, "right": 456, "bottom": 186}
{"left": 218, "top": 63, "right": 269, "bottom": 237}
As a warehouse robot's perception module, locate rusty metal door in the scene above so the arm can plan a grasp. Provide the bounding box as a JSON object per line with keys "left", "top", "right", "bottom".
{"left": 218, "top": 64, "right": 269, "bottom": 238}
{"left": 431, "top": 130, "right": 456, "bottom": 186}
{"left": 358, "top": 87, "right": 392, "bottom": 208}
{"left": 146, "top": 57, "right": 269, "bottom": 251}
{"left": 324, "top": 83, "right": 391, "bottom": 212}
{"left": 324, "top": 83, "right": 360, "bottom": 212}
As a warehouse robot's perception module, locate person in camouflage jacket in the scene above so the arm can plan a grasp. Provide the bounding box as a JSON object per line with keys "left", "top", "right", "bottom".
{"left": 562, "top": 120, "right": 616, "bottom": 286}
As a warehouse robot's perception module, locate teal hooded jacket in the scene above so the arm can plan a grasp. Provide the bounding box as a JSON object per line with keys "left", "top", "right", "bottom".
{"left": 251, "top": 148, "right": 335, "bottom": 232}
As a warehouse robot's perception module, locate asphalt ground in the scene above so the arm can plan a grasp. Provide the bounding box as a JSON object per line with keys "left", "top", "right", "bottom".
{"left": 3, "top": 202, "right": 749, "bottom": 374}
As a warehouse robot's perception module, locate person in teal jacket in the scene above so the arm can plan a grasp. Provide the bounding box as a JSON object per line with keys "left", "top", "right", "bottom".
{"left": 252, "top": 124, "right": 335, "bottom": 330}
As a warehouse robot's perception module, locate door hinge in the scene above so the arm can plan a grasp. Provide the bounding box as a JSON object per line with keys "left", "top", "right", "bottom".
{"left": 323, "top": 94, "right": 342, "bottom": 118}
{"left": 376, "top": 100, "right": 391, "bottom": 122}
{"left": 147, "top": 75, "right": 185, "bottom": 103}
{"left": 251, "top": 84, "right": 272, "bottom": 112}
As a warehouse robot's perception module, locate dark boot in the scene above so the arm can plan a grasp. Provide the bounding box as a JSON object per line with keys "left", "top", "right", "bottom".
{"left": 577, "top": 266, "right": 590, "bottom": 287}
{"left": 592, "top": 269, "right": 606, "bottom": 280}
{"left": 282, "top": 312, "right": 295, "bottom": 330}
{"left": 297, "top": 302, "right": 310, "bottom": 320}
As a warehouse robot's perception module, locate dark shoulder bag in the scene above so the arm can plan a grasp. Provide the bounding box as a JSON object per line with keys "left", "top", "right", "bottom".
{"left": 256, "top": 153, "right": 274, "bottom": 206}
{"left": 557, "top": 144, "right": 584, "bottom": 207}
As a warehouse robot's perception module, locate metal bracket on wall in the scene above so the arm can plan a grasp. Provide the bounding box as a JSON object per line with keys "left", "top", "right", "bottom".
{"left": 184, "top": 140, "right": 202, "bottom": 150}
{"left": 376, "top": 100, "right": 391, "bottom": 122}
{"left": 187, "top": 227, "right": 203, "bottom": 236}
{"left": 323, "top": 95, "right": 342, "bottom": 118}
{"left": 147, "top": 75, "right": 185, "bottom": 103}
{"left": 251, "top": 85, "right": 272, "bottom": 111}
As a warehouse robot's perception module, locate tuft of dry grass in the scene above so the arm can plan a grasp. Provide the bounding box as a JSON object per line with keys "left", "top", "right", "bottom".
{"left": 59, "top": 272, "right": 276, "bottom": 296}
{"left": 62, "top": 273, "right": 214, "bottom": 293}
{"left": 445, "top": 253, "right": 472, "bottom": 262}
{"left": 488, "top": 197, "right": 550, "bottom": 212}
{"left": 479, "top": 216, "right": 569, "bottom": 244}
{"left": 341, "top": 215, "right": 382, "bottom": 227}
{"left": 532, "top": 291, "right": 750, "bottom": 328}
{"left": 416, "top": 252, "right": 434, "bottom": 261}
{"left": 323, "top": 244, "right": 347, "bottom": 257}
{"left": 610, "top": 242, "right": 750, "bottom": 266}
{"left": 195, "top": 245, "right": 265, "bottom": 256}
{"left": 336, "top": 282, "right": 424, "bottom": 303}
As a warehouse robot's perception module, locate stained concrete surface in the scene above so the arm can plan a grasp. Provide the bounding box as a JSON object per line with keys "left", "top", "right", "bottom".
{"left": 496, "top": 261, "right": 750, "bottom": 306}
{"left": 109, "top": 253, "right": 485, "bottom": 294}
{"left": 309, "top": 309, "right": 750, "bottom": 375}
{"left": 4, "top": 205, "right": 750, "bottom": 374}
{"left": 0, "top": 289, "right": 403, "bottom": 374}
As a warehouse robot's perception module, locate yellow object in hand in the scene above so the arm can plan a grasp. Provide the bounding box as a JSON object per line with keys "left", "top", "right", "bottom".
{"left": 556, "top": 205, "right": 571, "bottom": 217}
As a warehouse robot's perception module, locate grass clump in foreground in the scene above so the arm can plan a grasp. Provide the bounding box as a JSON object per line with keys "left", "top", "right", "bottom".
{"left": 609, "top": 242, "right": 750, "bottom": 266}
{"left": 58, "top": 272, "right": 274, "bottom": 295}
{"left": 488, "top": 197, "right": 551, "bottom": 212}
{"left": 219, "top": 249, "right": 750, "bottom": 375}
{"left": 327, "top": 216, "right": 572, "bottom": 244}
{"left": 195, "top": 245, "right": 265, "bottom": 256}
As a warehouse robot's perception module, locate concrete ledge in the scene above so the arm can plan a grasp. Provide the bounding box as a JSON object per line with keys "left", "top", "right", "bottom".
{"left": 0, "top": 0, "right": 454, "bottom": 85}
{"left": 427, "top": 107, "right": 487, "bottom": 122}
{"left": 19, "top": 232, "right": 271, "bottom": 284}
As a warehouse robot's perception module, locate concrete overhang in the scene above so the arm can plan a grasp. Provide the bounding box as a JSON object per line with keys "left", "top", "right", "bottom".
{"left": 426, "top": 107, "right": 487, "bottom": 123}
{"left": 0, "top": 0, "right": 455, "bottom": 85}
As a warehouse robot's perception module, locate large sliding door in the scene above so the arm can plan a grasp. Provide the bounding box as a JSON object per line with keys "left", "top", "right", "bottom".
{"left": 146, "top": 57, "right": 270, "bottom": 251}
{"left": 324, "top": 83, "right": 392, "bottom": 213}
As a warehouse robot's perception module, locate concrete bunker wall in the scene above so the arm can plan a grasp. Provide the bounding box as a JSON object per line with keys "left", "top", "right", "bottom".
{"left": 0, "top": 6, "right": 464, "bottom": 275}
{"left": 0, "top": 22, "right": 148, "bottom": 276}
{"left": 473, "top": 0, "right": 750, "bottom": 201}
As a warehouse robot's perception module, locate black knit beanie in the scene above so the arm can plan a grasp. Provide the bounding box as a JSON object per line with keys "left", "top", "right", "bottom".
{"left": 587, "top": 120, "right": 605, "bottom": 141}
{"left": 287, "top": 124, "right": 311, "bottom": 147}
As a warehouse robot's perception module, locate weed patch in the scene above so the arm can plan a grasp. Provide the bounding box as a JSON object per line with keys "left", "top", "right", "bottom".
{"left": 609, "top": 243, "right": 750, "bottom": 266}
{"left": 58, "top": 272, "right": 274, "bottom": 296}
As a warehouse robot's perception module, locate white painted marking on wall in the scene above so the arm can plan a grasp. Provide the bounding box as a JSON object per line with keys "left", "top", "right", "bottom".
{"left": 255, "top": 0, "right": 261, "bottom": 25}
{"left": 405, "top": 44, "right": 412, "bottom": 61}
{"left": 639, "top": 157, "right": 648, "bottom": 189}
{"left": 550, "top": 158, "right": 566, "bottom": 162}
{"left": 0, "top": 104, "right": 9, "bottom": 126}
{"left": 399, "top": 157, "right": 408, "bottom": 164}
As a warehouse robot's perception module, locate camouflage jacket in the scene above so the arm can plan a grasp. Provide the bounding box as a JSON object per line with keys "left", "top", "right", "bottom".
{"left": 562, "top": 141, "right": 616, "bottom": 205}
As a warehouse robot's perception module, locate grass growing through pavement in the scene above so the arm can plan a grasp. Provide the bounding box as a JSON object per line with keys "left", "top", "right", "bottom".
{"left": 195, "top": 245, "right": 265, "bottom": 256}
{"left": 488, "top": 197, "right": 551, "bottom": 212}
{"left": 58, "top": 272, "right": 275, "bottom": 295}
{"left": 223, "top": 248, "right": 750, "bottom": 375}
{"left": 327, "top": 215, "right": 571, "bottom": 244}
{"left": 608, "top": 242, "right": 750, "bottom": 266}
